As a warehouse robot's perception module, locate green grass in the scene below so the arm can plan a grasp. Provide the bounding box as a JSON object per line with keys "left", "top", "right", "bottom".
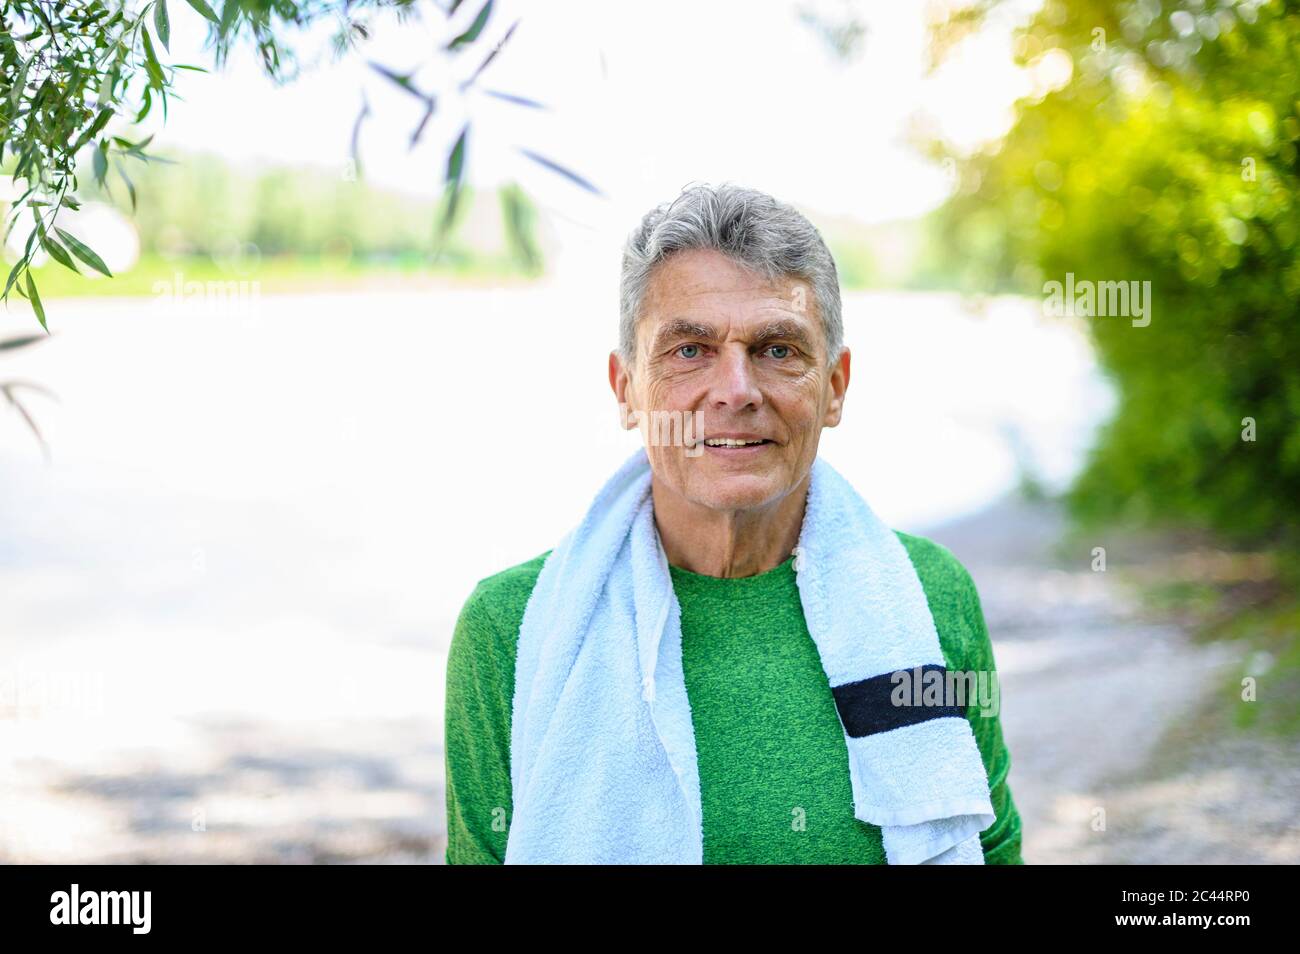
{"left": 1145, "top": 557, "right": 1300, "bottom": 741}
{"left": 1212, "top": 590, "right": 1300, "bottom": 737}
{"left": 1053, "top": 512, "right": 1300, "bottom": 743}
{"left": 27, "top": 251, "right": 541, "bottom": 299}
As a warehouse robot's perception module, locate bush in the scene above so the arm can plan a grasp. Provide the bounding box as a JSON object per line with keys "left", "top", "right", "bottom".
{"left": 927, "top": 0, "right": 1300, "bottom": 547}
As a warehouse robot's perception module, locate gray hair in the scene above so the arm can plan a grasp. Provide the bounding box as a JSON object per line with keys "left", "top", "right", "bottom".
{"left": 618, "top": 182, "right": 843, "bottom": 372}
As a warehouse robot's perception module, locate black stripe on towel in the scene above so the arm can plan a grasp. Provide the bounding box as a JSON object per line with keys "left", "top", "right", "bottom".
{"left": 831, "top": 664, "right": 967, "bottom": 738}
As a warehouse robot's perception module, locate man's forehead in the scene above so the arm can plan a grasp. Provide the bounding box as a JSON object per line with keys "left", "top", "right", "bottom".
{"left": 634, "top": 249, "right": 821, "bottom": 355}
{"left": 645, "top": 248, "right": 789, "bottom": 302}
{"left": 644, "top": 304, "right": 807, "bottom": 333}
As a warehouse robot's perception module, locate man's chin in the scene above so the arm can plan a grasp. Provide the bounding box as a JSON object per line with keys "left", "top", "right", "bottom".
{"left": 686, "top": 474, "right": 783, "bottom": 512}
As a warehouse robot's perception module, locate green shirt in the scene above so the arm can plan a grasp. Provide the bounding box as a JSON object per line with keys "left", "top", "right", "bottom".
{"left": 443, "top": 530, "right": 1024, "bottom": 864}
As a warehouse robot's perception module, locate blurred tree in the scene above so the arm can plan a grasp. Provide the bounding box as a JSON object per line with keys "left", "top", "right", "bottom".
{"left": 68, "top": 147, "right": 529, "bottom": 263}
{"left": 921, "top": 0, "right": 1300, "bottom": 549}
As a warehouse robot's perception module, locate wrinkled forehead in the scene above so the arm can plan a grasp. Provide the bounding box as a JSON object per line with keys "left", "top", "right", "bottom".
{"left": 642, "top": 247, "right": 801, "bottom": 310}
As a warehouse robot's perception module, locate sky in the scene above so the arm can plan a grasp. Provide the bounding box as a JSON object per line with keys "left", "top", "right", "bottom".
{"left": 153, "top": 0, "right": 1040, "bottom": 233}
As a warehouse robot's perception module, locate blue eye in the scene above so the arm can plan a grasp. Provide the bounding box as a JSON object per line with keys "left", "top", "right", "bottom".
{"left": 678, "top": 344, "right": 701, "bottom": 358}
{"left": 767, "top": 344, "right": 791, "bottom": 359}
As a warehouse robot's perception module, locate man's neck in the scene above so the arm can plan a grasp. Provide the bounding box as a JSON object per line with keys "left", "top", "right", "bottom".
{"left": 650, "top": 473, "right": 810, "bottom": 579}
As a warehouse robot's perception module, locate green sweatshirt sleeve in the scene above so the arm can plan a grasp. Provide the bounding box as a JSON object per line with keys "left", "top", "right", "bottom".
{"left": 443, "top": 578, "right": 518, "bottom": 865}
{"left": 962, "top": 575, "right": 1026, "bottom": 865}
{"left": 897, "top": 533, "right": 1026, "bottom": 865}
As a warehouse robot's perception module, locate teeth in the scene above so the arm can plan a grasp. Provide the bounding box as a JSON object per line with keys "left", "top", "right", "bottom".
{"left": 704, "top": 438, "right": 766, "bottom": 447}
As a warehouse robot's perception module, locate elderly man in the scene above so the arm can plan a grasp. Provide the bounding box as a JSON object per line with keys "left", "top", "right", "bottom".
{"left": 444, "top": 183, "right": 1024, "bottom": 865}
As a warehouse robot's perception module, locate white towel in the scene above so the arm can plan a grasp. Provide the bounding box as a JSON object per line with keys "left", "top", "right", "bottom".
{"left": 504, "top": 445, "right": 995, "bottom": 864}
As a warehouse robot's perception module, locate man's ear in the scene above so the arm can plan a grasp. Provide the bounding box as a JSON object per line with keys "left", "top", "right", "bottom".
{"left": 823, "top": 346, "right": 850, "bottom": 428}
{"left": 609, "top": 350, "right": 638, "bottom": 430}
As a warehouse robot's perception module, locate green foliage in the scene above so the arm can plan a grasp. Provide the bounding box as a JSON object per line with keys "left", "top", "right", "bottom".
{"left": 0, "top": 329, "right": 50, "bottom": 450}
{"left": 499, "top": 179, "right": 541, "bottom": 274}
{"left": 1, "top": 0, "right": 592, "bottom": 330}
{"left": 0, "top": 0, "right": 173, "bottom": 327}
{"left": 925, "top": 0, "right": 1300, "bottom": 547}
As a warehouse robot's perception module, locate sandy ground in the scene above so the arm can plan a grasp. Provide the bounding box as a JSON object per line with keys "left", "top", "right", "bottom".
{"left": 5, "top": 491, "right": 1294, "bottom": 864}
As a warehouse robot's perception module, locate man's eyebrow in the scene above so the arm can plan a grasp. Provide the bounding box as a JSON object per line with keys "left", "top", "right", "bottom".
{"left": 751, "top": 320, "right": 816, "bottom": 351}
{"left": 650, "top": 320, "right": 721, "bottom": 353}
{"left": 650, "top": 318, "right": 816, "bottom": 353}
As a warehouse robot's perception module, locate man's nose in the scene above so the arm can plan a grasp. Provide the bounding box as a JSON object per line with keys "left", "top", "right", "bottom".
{"left": 708, "top": 345, "right": 763, "bottom": 409}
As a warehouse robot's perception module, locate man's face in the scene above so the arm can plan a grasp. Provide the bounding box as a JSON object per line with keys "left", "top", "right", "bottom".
{"left": 610, "top": 247, "right": 849, "bottom": 514}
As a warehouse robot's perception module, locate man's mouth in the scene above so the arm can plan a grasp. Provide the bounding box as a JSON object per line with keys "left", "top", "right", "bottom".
{"left": 702, "top": 438, "right": 771, "bottom": 446}
{"left": 700, "top": 437, "right": 773, "bottom": 449}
